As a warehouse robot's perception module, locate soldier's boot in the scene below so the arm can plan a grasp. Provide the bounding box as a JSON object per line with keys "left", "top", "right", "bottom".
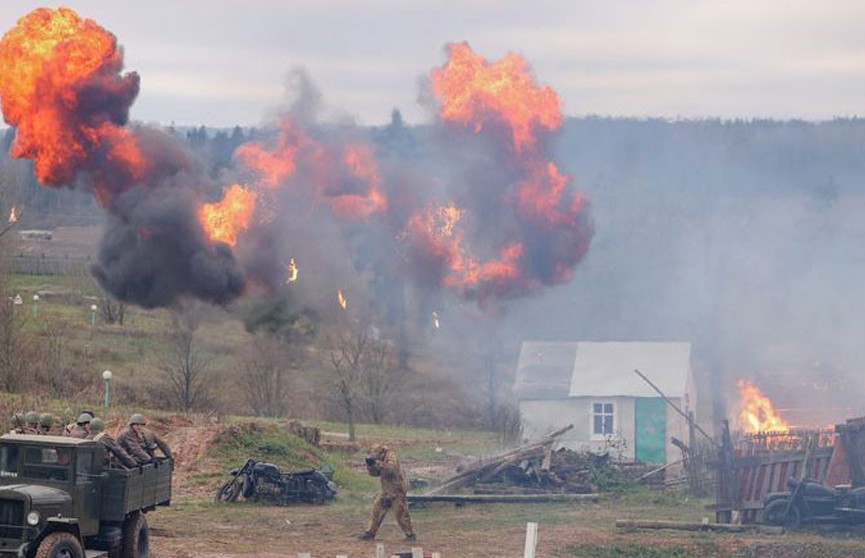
{"left": 359, "top": 531, "right": 375, "bottom": 541}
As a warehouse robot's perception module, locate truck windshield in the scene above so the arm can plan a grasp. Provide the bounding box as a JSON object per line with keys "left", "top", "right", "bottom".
{"left": 0, "top": 444, "right": 18, "bottom": 477}
{"left": 22, "top": 447, "right": 70, "bottom": 481}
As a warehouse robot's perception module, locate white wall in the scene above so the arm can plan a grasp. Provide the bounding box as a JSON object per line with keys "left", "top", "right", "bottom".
{"left": 520, "top": 395, "right": 687, "bottom": 465}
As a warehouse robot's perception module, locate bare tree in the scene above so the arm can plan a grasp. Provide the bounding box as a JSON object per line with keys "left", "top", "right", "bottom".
{"left": 236, "top": 338, "right": 294, "bottom": 417}
{"left": 158, "top": 302, "right": 211, "bottom": 412}
{"left": 325, "top": 323, "right": 405, "bottom": 439}
{"left": 361, "top": 334, "right": 404, "bottom": 424}
{"left": 42, "top": 318, "right": 70, "bottom": 397}
{"left": 99, "top": 294, "right": 126, "bottom": 326}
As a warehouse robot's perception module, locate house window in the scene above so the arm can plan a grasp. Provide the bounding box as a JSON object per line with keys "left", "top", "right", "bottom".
{"left": 592, "top": 402, "right": 615, "bottom": 436}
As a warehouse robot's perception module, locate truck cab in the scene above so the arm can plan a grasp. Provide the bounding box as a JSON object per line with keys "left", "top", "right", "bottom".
{"left": 0, "top": 434, "right": 171, "bottom": 558}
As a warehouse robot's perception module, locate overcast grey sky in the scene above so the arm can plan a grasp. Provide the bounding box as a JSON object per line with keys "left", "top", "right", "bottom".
{"left": 2, "top": 0, "right": 864, "bottom": 127}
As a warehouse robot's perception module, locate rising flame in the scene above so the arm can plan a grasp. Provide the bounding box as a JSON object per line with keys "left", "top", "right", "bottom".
{"left": 8, "top": 207, "right": 18, "bottom": 223}
{"left": 337, "top": 289, "right": 348, "bottom": 310}
{"left": 737, "top": 379, "right": 791, "bottom": 433}
{"left": 285, "top": 258, "right": 299, "bottom": 283}
{"left": 198, "top": 184, "right": 257, "bottom": 246}
{"left": 430, "top": 42, "right": 562, "bottom": 154}
{"left": 0, "top": 7, "right": 146, "bottom": 198}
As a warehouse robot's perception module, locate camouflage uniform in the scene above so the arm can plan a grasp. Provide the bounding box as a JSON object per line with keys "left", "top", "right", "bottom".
{"left": 363, "top": 445, "right": 415, "bottom": 539}
{"left": 118, "top": 425, "right": 152, "bottom": 465}
{"left": 8, "top": 414, "right": 26, "bottom": 434}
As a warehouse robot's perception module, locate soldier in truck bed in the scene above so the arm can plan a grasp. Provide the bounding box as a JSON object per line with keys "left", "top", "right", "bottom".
{"left": 89, "top": 417, "right": 138, "bottom": 468}
{"left": 142, "top": 429, "right": 173, "bottom": 461}
{"left": 118, "top": 413, "right": 153, "bottom": 465}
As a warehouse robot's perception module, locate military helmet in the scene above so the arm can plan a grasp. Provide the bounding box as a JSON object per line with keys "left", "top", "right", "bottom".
{"left": 39, "top": 413, "right": 54, "bottom": 428}
{"left": 11, "top": 413, "right": 24, "bottom": 427}
{"left": 76, "top": 412, "right": 93, "bottom": 425}
{"left": 25, "top": 411, "right": 39, "bottom": 425}
{"left": 129, "top": 413, "right": 147, "bottom": 425}
{"left": 90, "top": 417, "right": 105, "bottom": 433}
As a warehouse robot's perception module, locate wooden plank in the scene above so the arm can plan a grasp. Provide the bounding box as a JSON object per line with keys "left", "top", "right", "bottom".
{"left": 409, "top": 493, "right": 599, "bottom": 505}
{"left": 523, "top": 522, "right": 539, "bottom": 558}
{"left": 616, "top": 519, "right": 783, "bottom": 534}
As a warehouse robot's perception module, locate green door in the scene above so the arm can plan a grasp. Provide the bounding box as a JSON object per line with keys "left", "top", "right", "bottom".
{"left": 635, "top": 397, "right": 666, "bottom": 464}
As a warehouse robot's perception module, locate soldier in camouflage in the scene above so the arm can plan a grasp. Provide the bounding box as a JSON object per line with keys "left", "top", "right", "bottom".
{"left": 359, "top": 444, "right": 416, "bottom": 542}
{"left": 38, "top": 413, "right": 54, "bottom": 435}
{"left": 141, "top": 429, "right": 173, "bottom": 461}
{"left": 8, "top": 414, "right": 26, "bottom": 434}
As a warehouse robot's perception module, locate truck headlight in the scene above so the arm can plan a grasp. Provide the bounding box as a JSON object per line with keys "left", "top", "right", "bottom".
{"left": 26, "top": 511, "right": 40, "bottom": 526}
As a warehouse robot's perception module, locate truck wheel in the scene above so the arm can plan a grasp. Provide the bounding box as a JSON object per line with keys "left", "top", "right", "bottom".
{"left": 121, "top": 512, "right": 150, "bottom": 558}
{"left": 35, "top": 532, "right": 84, "bottom": 558}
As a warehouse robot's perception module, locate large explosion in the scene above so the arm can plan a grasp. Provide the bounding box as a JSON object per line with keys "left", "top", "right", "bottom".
{"left": 0, "top": 9, "right": 593, "bottom": 319}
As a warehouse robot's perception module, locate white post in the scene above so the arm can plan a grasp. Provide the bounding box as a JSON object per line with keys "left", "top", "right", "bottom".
{"left": 297, "top": 553, "right": 312, "bottom": 558}
{"left": 376, "top": 543, "right": 386, "bottom": 558}
{"left": 336, "top": 555, "right": 348, "bottom": 558}
{"left": 523, "top": 522, "right": 539, "bottom": 558}
{"left": 432, "top": 554, "right": 442, "bottom": 558}
{"left": 411, "top": 548, "right": 423, "bottom": 558}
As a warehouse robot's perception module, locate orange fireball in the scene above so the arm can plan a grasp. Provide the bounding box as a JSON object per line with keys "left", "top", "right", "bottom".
{"left": 198, "top": 184, "right": 257, "bottom": 246}
{"left": 737, "top": 379, "right": 790, "bottom": 433}
{"left": 0, "top": 7, "right": 145, "bottom": 191}
{"left": 430, "top": 42, "right": 562, "bottom": 154}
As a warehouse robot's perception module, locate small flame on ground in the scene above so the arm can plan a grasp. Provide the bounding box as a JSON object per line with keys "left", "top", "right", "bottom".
{"left": 8, "top": 207, "right": 18, "bottom": 223}
{"left": 337, "top": 289, "right": 348, "bottom": 310}
{"left": 737, "top": 379, "right": 791, "bottom": 433}
{"left": 285, "top": 258, "right": 298, "bottom": 283}
{"left": 198, "top": 184, "right": 257, "bottom": 246}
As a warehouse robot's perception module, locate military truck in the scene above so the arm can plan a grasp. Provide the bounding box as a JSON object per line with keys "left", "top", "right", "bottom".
{"left": 0, "top": 434, "right": 171, "bottom": 558}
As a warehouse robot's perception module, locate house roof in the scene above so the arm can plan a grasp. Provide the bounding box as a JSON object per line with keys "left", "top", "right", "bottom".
{"left": 513, "top": 342, "right": 579, "bottom": 399}
{"left": 568, "top": 342, "right": 692, "bottom": 397}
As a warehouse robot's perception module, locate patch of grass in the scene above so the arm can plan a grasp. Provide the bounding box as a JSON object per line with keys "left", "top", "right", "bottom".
{"left": 556, "top": 542, "right": 696, "bottom": 558}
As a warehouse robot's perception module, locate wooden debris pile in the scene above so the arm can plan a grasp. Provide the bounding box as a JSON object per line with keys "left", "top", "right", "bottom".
{"left": 419, "top": 424, "right": 655, "bottom": 498}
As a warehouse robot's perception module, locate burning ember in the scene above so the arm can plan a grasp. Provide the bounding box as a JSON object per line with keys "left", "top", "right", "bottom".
{"left": 337, "top": 289, "right": 348, "bottom": 310}
{"left": 737, "top": 379, "right": 791, "bottom": 433}
{"left": 285, "top": 258, "right": 299, "bottom": 283}
{"left": 8, "top": 207, "right": 17, "bottom": 223}
{"left": 198, "top": 184, "right": 257, "bottom": 246}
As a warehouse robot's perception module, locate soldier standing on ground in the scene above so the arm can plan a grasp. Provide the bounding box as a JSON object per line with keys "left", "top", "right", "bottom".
{"left": 68, "top": 413, "right": 92, "bottom": 439}
{"left": 118, "top": 414, "right": 152, "bottom": 465}
{"left": 89, "top": 417, "right": 138, "bottom": 468}
{"left": 359, "top": 444, "right": 416, "bottom": 542}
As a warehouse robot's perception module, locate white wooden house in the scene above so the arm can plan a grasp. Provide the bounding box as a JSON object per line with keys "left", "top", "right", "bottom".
{"left": 513, "top": 341, "right": 700, "bottom": 464}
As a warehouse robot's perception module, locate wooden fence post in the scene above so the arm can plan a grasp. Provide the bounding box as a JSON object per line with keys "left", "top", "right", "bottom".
{"left": 297, "top": 554, "right": 312, "bottom": 558}
{"left": 376, "top": 543, "right": 386, "bottom": 558}
{"left": 523, "top": 522, "right": 539, "bottom": 558}
{"left": 411, "top": 548, "right": 423, "bottom": 558}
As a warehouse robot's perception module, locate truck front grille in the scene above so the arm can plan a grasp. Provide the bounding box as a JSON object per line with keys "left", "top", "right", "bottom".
{"left": 0, "top": 500, "right": 23, "bottom": 539}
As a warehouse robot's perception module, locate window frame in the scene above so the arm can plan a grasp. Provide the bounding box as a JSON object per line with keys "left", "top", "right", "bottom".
{"left": 590, "top": 401, "right": 616, "bottom": 440}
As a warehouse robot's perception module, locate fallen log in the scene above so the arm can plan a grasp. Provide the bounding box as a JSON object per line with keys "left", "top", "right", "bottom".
{"left": 615, "top": 519, "right": 783, "bottom": 535}
{"left": 410, "top": 493, "right": 599, "bottom": 505}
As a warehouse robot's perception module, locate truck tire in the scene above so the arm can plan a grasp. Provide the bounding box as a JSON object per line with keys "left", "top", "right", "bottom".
{"left": 35, "top": 532, "right": 84, "bottom": 558}
{"left": 121, "top": 512, "right": 149, "bottom": 558}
